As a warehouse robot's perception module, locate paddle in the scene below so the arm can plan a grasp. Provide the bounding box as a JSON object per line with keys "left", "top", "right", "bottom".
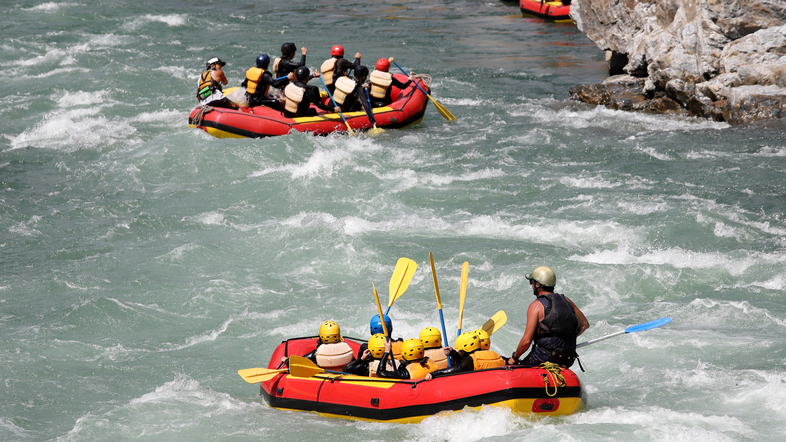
{"left": 392, "top": 60, "right": 456, "bottom": 122}
{"left": 363, "top": 87, "right": 385, "bottom": 136}
{"left": 429, "top": 252, "right": 451, "bottom": 366}
{"left": 481, "top": 310, "right": 507, "bottom": 335}
{"left": 373, "top": 282, "right": 396, "bottom": 370}
{"left": 385, "top": 257, "right": 417, "bottom": 315}
{"left": 237, "top": 367, "right": 288, "bottom": 383}
{"left": 456, "top": 261, "right": 468, "bottom": 336}
{"left": 318, "top": 76, "right": 356, "bottom": 136}
{"left": 576, "top": 317, "right": 672, "bottom": 348}
{"left": 289, "top": 355, "right": 349, "bottom": 378}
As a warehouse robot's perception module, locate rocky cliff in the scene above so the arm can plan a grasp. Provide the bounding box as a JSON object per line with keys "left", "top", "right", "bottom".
{"left": 568, "top": 0, "right": 786, "bottom": 124}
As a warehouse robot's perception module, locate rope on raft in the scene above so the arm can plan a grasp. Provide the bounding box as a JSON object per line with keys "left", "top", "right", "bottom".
{"left": 413, "top": 74, "right": 432, "bottom": 87}
{"left": 540, "top": 362, "right": 566, "bottom": 397}
{"left": 193, "top": 105, "right": 214, "bottom": 127}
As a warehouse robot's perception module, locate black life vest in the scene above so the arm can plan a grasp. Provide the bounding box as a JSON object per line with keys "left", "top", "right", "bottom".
{"left": 537, "top": 293, "right": 579, "bottom": 337}
{"left": 197, "top": 70, "right": 221, "bottom": 100}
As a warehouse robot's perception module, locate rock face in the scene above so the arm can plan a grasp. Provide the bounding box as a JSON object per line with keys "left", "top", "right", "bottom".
{"left": 568, "top": 0, "right": 786, "bottom": 124}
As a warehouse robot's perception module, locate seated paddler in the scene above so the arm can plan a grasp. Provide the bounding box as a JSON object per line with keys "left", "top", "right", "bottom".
{"left": 369, "top": 57, "right": 414, "bottom": 108}
{"left": 283, "top": 66, "right": 339, "bottom": 118}
{"left": 376, "top": 338, "right": 438, "bottom": 380}
{"left": 330, "top": 65, "right": 376, "bottom": 124}
{"left": 343, "top": 333, "right": 396, "bottom": 377}
{"left": 241, "top": 54, "right": 292, "bottom": 109}
{"left": 320, "top": 44, "right": 361, "bottom": 95}
{"left": 354, "top": 314, "right": 404, "bottom": 361}
{"left": 419, "top": 327, "right": 454, "bottom": 369}
{"left": 273, "top": 42, "right": 306, "bottom": 89}
{"left": 424, "top": 330, "right": 505, "bottom": 380}
{"left": 294, "top": 320, "right": 354, "bottom": 372}
{"left": 196, "top": 57, "right": 237, "bottom": 109}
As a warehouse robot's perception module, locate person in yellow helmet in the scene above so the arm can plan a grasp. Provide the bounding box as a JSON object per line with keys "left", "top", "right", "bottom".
{"left": 425, "top": 331, "right": 506, "bottom": 380}
{"left": 419, "top": 327, "right": 455, "bottom": 369}
{"left": 508, "top": 266, "right": 590, "bottom": 369}
{"left": 344, "top": 333, "right": 396, "bottom": 377}
{"left": 376, "top": 338, "right": 438, "bottom": 380}
{"left": 292, "top": 320, "right": 355, "bottom": 372}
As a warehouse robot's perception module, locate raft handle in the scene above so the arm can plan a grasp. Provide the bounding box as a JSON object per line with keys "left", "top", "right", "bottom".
{"left": 370, "top": 398, "right": 380, "bottom": 407}
{"left": 276, "top": 387, "right": 284, "bottom": 396}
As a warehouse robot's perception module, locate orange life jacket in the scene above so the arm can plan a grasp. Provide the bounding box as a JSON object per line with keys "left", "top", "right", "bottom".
{"left": 470, "top": 350, "right": 506, "bottom": 370}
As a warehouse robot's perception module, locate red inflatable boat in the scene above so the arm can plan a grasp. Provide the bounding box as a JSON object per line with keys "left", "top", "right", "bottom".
{"left": 520, "top": 0, "right": 572, "bottom": 21}
{"left": 241, "top": 336, "right": 586, "bottom": 423}
{"left": 188, "top": 74, "right": 429, "bottom": 138}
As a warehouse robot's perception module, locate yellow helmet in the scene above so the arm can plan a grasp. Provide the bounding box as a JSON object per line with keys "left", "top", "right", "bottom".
{"left": 318, "top": 320, "right": 342, "bottom": 344}
{"left": 400, "top": 338, "right": 425, "bottom": 361}
{"left": 526, "top": 266, "right": 556, "bottom": 287}
{"left": 367, "top": 333, "right": 386, "bottom": 359}
{"left": 472, "top": 329, "right": 490, "bottom": 350}
{"left": 455, "top": 331, "right": 481, "bottom": 354}
{"left": 419, "top": 327, "right": 442, "bottom": 349}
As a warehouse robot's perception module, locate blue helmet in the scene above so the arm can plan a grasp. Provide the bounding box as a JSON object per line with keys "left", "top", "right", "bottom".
{"left": 370, "top": 314, "right": 393, "bottom": 335}
{"left": 256, "top": 54, "right": 270, "bottom": 69}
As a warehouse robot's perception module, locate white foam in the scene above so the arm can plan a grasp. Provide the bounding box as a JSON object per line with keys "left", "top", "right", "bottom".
{"left": 8, "top": 107, "right": 137, "bottom": 151}
{"left": 184, "top": 211, "right": 225, "bottom": 226}
{"left": 415, "top": 406, "right": 527, "bottom": 442}
{"left": 24, "top": 2, "right": 80, "bottom": 12}
{"left": 250, "top": 146, "right": 353, "bottom": 180}
{"left": 122, "top": 14, "right": 187, "bottom": 31}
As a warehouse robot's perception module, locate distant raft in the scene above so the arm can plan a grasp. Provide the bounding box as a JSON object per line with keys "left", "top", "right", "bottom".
{"left": 520, "top": 0, "right": 571, "bottom": 20}
{"left": 188, "top": 74, "right": 429, "bottom": 138}
{"left": 248, "top": 336, "right": 586, "bottom": 423}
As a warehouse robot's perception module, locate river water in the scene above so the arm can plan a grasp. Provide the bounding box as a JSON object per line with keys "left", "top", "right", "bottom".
{"left": 2, "top": 0, "right": 785, "bottom": 441}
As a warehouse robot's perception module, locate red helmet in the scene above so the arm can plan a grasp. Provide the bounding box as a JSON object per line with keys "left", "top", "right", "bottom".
{"left": 331, "top": 45, "right": 344, "bottom": 57}
{"left": 375, "top": 58, "right": 390, "bottom": 72}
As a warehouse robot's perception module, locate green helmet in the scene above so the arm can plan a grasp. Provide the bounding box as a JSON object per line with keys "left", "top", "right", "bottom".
{"left": 526, "top": 266, "right": 556, "bottom": 287}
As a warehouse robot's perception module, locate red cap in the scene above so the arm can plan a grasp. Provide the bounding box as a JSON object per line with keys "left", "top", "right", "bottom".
{"left": 376, "top": 58, "right": 390, "bottom": 72}
{"left": 331, "top": 45, "right": 344, "bottom": 57}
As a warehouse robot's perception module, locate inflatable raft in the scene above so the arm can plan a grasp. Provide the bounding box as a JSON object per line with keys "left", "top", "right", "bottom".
{"left": 188, "top": 74, "right": 429, "bottom": 138}
{"left": 520, "top": 0, "right": 571, "bottom": 20}
{"left": 246, "top": 336, "right": 586, "bottom": 423}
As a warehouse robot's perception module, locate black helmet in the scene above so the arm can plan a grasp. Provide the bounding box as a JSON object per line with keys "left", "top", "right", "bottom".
{"left": 295, "top": 66, "right": 310, "bottom": 81}
{"left": 281, "top": 42, "right": 296, "bottom": 56}
{"left": 354, "top": 65, "right": 369, "bottom": 79}
{"left": 256, "top": 54, "right": 270, "bottom": 69}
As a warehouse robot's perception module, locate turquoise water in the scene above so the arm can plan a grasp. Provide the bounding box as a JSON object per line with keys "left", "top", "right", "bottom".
{"left": 2, "top": 1, "right": 785, "bottom": 441}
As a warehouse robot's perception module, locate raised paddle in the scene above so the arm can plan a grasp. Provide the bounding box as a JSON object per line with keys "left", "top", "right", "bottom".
{"left": 385, "top": 257, "right": 417, "bottom": 315}
{"left": 318, "top": 76, "right": 356, "bottom": 136}
{"left": 481, "top": 310, "right": 507, "bottom": 335}
{"left": 456, "top": 261, "right": 468, "bottom": 337}
{"left": 373, "top": 282, "right": 396, "bottom": 370}
{"left": 576, "top": 317, "right": 672, "bottom": 348}
{"left": 392, "top": 60, "right": 456, "bottom": 122}
{"left": 238, "top": 367, "right": 288, "bottom": 383}
{"left": 289, "top": 355, "right": 349, "bottom": 378}
{"left": 429, "top": 252, "right": 451, "bottom": 366}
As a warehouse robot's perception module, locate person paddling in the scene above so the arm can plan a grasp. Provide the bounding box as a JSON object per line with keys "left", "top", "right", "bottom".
{"left": 273, "top": 42, "right": 306, "bottom": 89}
{"left": 320, "top": 45, "right": 361, "bottom": 95}
{"left": 369, "top": 58, "right": 414, "bottom": 107}
{"left": 343, "top": 333, "right": 396, "bottom": 377}
{"left": 196, "top": 57, "right": 237, "bottom": 109}
{"left": 376, "top": 338, "right": 438, "bottom": 380}
{"left": 508, "top": 266, "right": 590, "bottom": 368}
{"left": 283, "top": 66, "right": 339, "bottom": 118}
{"left": 424, "top": 330, "right": 505, "bottom": 380}
{"left": 242, "top": 54, "right": 292, "bottom": 108}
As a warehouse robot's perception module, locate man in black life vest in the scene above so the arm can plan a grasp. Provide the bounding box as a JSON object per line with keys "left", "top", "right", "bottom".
{"left": 508, "top": 266, "right": 589, "bottom": 369}
{"left": 273, "top": 42, "right": 306, "bottom": 89}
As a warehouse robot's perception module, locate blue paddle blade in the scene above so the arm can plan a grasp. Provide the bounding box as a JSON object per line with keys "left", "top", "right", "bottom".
{"left": 625, "top": 317, "right": 671, "bottom": 333}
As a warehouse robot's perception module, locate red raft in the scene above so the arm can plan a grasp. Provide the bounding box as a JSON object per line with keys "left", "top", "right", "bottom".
{"left": 250, "top": 336, "right": 586, "bottom": 423}
{"left": 188, "top": 74, "right": 429, "bottom": 138}
{"left": 520, "top": 0, "right": 572, "bottom": 20}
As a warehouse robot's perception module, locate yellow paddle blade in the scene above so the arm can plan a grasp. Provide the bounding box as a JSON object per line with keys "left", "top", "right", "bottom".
{"left": 289, "top": 355, "right": 325, "bottom": 378}
{"left": 428, "top": 95, "right": 457, "bottom": 122}
{"left": 482, "top": 310, "right": 507, "bottom": 335}
{"left": 372, "top": 283, "right": 389, "bottom": 337}
{"left": 388, "top": 257, "right": 417, "bottom": 307}
{"left": 237, "top": 367, "right": 287, "bottom": 383}
{"left": 429, "top": 252, "right": 442, "bottom": 309}
{"left": 457, "top": 262, "right": 468, "bottom": 331}
{"left": 368, "top": 125, "right": 385, "bottom": 136}
{"left": 346, "top": 124, "right": 356, "bottom": 136}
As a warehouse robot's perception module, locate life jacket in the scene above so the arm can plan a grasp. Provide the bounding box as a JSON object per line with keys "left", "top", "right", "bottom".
{"left": 245, "top": 67, "right": 268, "bottom": 96}
{"left": 197, "top": 70, "right": 221, "bottom": 100}
{"left": 369, "top": 70, "right": 393, "bottom": 99}
{"left": 424, "top": 347, "right": 449, "bottom": 369}
{"left": 272, "top": 58, "right": 281, "bottom": 76}
{"left": 404, "top": 358, "right": 438, "bottom": 380}
{"left": 391, "top": 340, "right": 403, "bottom": 361}
{"left": 470, "top": 350, "right": 506, "bottom": 370}
{"left": 320, "top": 58, "right": 338, "bottom": 86}
{"left": 368, "top": 358, "right": 395, "bottom": 377}
{"left": 314, "top": 341, "right": 354, "bottom": 372}
{"left": 332, "top": 76, "right": 356, "bottom": 105}
{"left": 283, "top": 83, "right": 305, "bottom": 114}
{"left": 537, "top": 293, "right": 579, "bottom": 337}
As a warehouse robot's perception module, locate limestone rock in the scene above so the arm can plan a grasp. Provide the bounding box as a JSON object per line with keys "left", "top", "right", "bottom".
{"left": 569, "top": 0, "right": 786, "bottom": 124}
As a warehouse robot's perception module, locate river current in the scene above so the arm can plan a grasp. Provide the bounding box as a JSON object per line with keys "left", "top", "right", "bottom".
{"left": 2, "top": 1, "right": 785, "bottom": 441}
